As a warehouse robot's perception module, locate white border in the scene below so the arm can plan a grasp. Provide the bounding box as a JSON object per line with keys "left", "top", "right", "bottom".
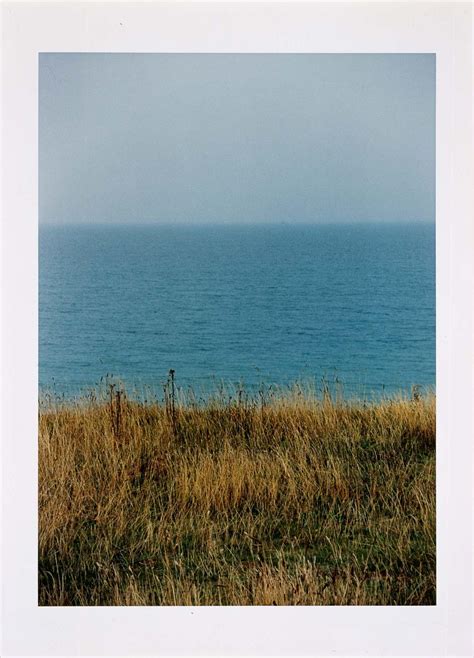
{"left": 1, "top": 2, "right": 473, "bottom": 656}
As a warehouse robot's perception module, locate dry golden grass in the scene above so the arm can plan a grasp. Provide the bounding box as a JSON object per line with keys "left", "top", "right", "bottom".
{"left": 39, "top": 386, "right": 435, "bottom": 605}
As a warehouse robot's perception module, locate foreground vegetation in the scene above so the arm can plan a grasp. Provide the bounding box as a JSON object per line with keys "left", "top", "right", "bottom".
{"left": 39, "top": 383, "right": 435, "bottom": 605}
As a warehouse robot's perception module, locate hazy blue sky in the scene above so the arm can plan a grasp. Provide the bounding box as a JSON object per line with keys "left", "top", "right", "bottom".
{"left": 39, "top": 54, "right": 435, "bottom": 225}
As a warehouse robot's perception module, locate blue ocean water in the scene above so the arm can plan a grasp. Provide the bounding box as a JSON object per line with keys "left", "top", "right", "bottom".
{"left": 39, "top": 223, "right": 435, "bottom": 398}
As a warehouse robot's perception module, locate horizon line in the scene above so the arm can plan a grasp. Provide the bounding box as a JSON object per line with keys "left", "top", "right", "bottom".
{"left": 40, "top": 219, "right": 436, "bottom": 228}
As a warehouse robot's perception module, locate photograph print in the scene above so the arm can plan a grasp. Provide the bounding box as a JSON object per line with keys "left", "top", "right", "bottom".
{"left": 39, "top": 53, "right": 435, "bottom": 606}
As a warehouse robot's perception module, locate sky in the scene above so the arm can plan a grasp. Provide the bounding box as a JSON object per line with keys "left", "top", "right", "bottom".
{"left": 39, "top": 54, "right": 435, "bottom": 225}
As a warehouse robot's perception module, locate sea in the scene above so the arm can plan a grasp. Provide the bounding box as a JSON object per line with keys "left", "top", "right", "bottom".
{"left": 39, "top": 223, "right": 435, "bottom": 400}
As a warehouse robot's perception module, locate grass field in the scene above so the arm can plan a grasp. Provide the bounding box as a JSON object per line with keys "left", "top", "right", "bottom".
{"left": 39, "top": 383, "right": 435, "bottom": 605}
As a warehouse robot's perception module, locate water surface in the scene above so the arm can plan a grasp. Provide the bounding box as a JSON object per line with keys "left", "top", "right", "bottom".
{"left": 39, "top": 223, "right": 435, "bottom": 398}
